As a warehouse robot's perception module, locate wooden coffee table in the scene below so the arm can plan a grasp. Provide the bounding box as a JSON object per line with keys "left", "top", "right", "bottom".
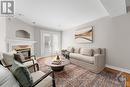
{"left": 45, "top": 58, "right": 70, "bottom": 72}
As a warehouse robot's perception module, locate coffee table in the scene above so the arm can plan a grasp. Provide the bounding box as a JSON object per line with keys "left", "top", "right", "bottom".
{"left": 45, "top": 58, "right": 70, "bottom": 72}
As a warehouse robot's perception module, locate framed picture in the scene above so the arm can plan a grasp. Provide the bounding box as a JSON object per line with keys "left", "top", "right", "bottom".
{"left": 75, "top": 26, "right": 93, "bottom": 43}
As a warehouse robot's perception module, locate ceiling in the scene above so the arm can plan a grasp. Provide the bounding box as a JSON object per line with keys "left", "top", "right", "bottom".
{"left": 100, "top": 0, "right": 126, "bottom": 17}
{"left": 14, "top": 0, "right": 127, "bottom": 31}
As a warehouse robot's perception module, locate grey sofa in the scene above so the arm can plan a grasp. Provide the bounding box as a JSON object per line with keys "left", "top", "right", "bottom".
{"left": 67, "top": 47, "right": 106, "bottom": 73}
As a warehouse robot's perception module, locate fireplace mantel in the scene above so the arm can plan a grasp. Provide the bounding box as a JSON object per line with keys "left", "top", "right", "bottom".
{"left": 7, "top": 39, "right": 37, "bottom": 45}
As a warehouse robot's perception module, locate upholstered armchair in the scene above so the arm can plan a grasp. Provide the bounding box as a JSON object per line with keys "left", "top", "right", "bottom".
{"left": 0, "top": 63, "right": 56, "bottom": 87}
{"left": 1, "top": 53, "right": 39, "bottom": 72}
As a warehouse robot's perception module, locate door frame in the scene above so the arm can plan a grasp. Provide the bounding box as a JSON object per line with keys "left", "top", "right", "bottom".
{"left": 40, "top": 30, "right": 61, "bottom": 57}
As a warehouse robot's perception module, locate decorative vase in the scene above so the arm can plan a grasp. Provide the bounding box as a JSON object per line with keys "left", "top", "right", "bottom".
{"left": 56, "top": 55, "right": 60, "bottom": 60}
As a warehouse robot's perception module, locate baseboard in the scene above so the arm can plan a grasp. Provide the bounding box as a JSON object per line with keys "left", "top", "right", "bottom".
{"left": 105, "top": 64, "right": 130, "bottom": 74}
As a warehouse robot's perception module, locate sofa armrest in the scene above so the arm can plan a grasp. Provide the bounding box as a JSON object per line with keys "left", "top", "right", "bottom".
{"left": 94, "top": 54, "right": 105, "bottom": 67}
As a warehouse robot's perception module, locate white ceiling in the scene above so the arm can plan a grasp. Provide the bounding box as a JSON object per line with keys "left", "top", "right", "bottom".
{"left": 14, "top": 0, "right": 126, "bottom": 31}
{"left": 100, "top": 0, "right": 127, "bottom": 17}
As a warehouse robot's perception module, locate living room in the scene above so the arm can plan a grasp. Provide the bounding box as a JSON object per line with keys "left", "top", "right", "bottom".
{"left": 0, "top": 0, "right": 130, "bottom": 87}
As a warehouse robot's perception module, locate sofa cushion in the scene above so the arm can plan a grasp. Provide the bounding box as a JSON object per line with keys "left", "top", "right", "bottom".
{"left": 70, "top": 53, "right": 94, "bottom": 64}
{"left": 11, "top": 61, "right": 33, "bottom": 87}
{"left": 31, "top": 71, "right": 52, "bottom": 87}
{"left": 74, "top": 48, "right": 80, "bottom": 53}
{"left": 0, "top": 65, "right": 19, "bottom": 87}
{"left": 80, "top": 48, "right": 93, "bottom": 56}
{"left": 67, "top": 47, "right": 74, "bottom": 53}
{"left": 3, "top": 53, "right": 14, "bottom": 65}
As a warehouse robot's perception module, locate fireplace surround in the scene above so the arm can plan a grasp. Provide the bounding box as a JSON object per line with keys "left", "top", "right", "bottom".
{"left": 15, "top": 47, "right": 31, "bottom": 59}
{"left": 7, "top": 39, "right": 36, "bottom": 56}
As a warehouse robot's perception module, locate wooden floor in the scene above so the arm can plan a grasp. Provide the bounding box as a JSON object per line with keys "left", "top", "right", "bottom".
{"left": 104, "top": 67, "right": 130, "bottom": 87}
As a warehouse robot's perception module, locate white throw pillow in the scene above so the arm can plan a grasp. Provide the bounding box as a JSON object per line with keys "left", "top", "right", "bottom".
{"left": 67, "top": 47, "right": 74, "bottom": 53}
{"left": 3, "top": 53, "right": 14, "bottom": 65}
{"left": 74, "top": 48, "right": 80, "bottom": 53}
{"left": 0, "top": 65, "right": 19, "bottom": 87}
{"left": 80, "top": 48, "right": 93, "bottom": 56}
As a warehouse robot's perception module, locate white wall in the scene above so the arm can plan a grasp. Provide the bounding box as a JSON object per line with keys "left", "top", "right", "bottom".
{"left": 0, "top": 17, "right": 6, "bottom": 58}
{"left": 6, "top": 18, "right": 34, "bottom": 40}
{"left": 6, "top": 18, "right": 35, "bottom": 54}
{"left": 62, "top": 12, "right": 130, "bottom": 70}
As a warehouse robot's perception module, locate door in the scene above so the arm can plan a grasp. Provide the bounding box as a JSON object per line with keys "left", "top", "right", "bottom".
{"left": 41, "top": 31, "right": 61, "bottom": 57}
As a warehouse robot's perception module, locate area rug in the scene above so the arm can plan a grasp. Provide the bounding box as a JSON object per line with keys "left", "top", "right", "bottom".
{"left": 37, "top": 58, "right": 126, "bottom": 87}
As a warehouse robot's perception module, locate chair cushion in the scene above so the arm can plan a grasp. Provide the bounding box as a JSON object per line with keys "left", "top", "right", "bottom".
{"left": 31, "top": 71, "right": 52, "bottom": 87}
{"left": 0, "top": 65, "right": 19, "bottom": 87}
{"left": 11, "top": 61, "right": 33, "bottom": 87}
{"left": 23, "top": 60, "right": 37, "bottom": 67}
{"left": 14, "top": 53, "right": 25, "bottom": 63}
{"left": 3, "top": 53, "right": 14, "bottom": 65}
{"left": 80, "top": 48, "right": 93, "bottom": 56}
{"left": 70, "top": 53, "right": 94, "bottom": 64}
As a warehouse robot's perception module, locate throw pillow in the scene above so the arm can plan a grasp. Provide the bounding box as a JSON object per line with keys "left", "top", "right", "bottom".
{"left": 11, "top": 61, "right": 33, "bottom": 87}
{"left": 67, "top": 47, "right": 74, "bottom": 53}
{"left": 92, "top": 48, "right": 101, "bottom": 55}
{"left": 74, "top": 47, "right": 80, "bottom": 53}
{"left": 14, "top": 53, "right": 25, "bottom": 63}
{"left": 3, "top": 53, "right": 14, "bottom": 65}
{"left": 80, "top": 48, "right": 93, "bottom": 56}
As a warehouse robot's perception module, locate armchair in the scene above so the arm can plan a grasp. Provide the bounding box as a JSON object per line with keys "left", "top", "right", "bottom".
{"left": 0, "top": 63, "right": 56, "bottom": 87}
{"left": 1, "top": 53, "right": 39, "bottom": 72}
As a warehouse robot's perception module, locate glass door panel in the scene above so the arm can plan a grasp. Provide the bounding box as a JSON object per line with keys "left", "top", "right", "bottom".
{"left": 52, "top": 34, "right": 60, "bottom": 54}
{"left": 41, "top": 31, "right": 61, "bottom": 57}
{"left": 41, "top": 33, "right": 52, "bottom": 56}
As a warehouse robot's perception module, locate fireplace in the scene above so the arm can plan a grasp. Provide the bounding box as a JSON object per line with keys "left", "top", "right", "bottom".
{"left": 16, "top": 48, "right": 31, "bottom": 59}
{"left": 13, "top": 45, "right": 32, "bottom": 59}
{"left": 7, "top": 39, "right": 37, "bottom": 57}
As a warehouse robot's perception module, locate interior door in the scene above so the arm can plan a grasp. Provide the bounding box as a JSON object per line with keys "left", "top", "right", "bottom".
{"left": 41, "top": 33, "right": 52, "bottom": 57}
{"left": 52, "top": 33, "right": 60, "bottom": 54}
{"left": 41, "top": 31, "right": 61, "bottom": 57}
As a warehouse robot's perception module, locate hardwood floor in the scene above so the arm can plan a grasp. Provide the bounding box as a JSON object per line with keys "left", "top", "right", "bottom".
{"left": 104, "top": 67, "right": 130, "bottom": 87}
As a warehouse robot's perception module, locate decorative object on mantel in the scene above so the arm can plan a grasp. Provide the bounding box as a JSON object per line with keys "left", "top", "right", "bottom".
{"left": 75, "top": 26, "right": 93, "bottom": 43}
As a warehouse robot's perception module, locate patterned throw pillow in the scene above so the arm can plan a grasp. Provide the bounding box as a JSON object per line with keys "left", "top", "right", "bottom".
{"left": 11, "top": 61, "right": 33, "bottom": 87}
{"left": 14, "top": 53, "right": 25, "bottom": 63}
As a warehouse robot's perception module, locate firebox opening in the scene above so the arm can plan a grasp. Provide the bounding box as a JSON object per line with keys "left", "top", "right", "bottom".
{"left": 12, "top": 45, "right": 32, "bottom": 59}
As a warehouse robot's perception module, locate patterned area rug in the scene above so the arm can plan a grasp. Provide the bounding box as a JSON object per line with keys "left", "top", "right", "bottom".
{"left": 37, "top": 58, "right": 126, "bottom": 87}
